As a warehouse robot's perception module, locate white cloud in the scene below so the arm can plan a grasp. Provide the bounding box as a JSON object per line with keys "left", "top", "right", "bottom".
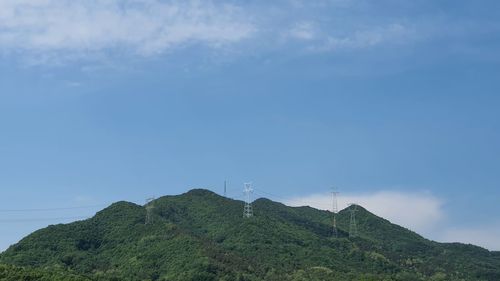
{"left": 288, "top": 21, "right": 317, "bottom": 40}
{"left": 0, "top": 0, "right": 255, "bottom": 57}
{"left": 311, "top": 23, "right": 413, "bottom": 52}
{"left": 0, "top": 1, "right": 422, "bottom": 63}
{"left": 283, "top": 190, "right": 500, "bottom": 251}
{"left": 284, "top": 21, "right": 417, "bottom": 53}
{"left": 284, "top": 190, "right": 445, "bottom": 234}
{"left": 289, "top": 0, "right": 354, "bottom": 9}
{"left": 439, "top": 225, "right": 500, "bottom": 251}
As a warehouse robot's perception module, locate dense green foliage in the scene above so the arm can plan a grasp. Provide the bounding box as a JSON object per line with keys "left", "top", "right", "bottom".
{"left": 0, "top": 264, "right": 89, "bottom": 281}
{"left": 1, "top": 189, "right": 499, "bottom": 280}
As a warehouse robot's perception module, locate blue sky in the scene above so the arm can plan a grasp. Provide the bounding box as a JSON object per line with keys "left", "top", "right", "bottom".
{"left": 1, "top": 0, "right": 499, "bottom": 251}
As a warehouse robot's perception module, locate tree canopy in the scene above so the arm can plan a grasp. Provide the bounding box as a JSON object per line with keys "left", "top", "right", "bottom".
{"left": 1, "top": 189, "right": 499, "bottom": 281}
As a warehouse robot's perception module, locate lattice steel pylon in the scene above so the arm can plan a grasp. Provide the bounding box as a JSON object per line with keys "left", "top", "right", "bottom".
{"left": 243, "top": 183, "right": 254, "bottom": 218}
{"left": 331, "top": 188, "right": 340, "bottom": 238}
{"left": 145, "top": 197, "right": 155, "bottom": 225}
{"left": 348, "top": 203, "right": 358, "bottom": 238}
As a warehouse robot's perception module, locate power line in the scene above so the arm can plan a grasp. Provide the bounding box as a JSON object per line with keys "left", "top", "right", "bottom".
{"left": 0, "top": 196, "right": 150, "bottom": 214}
{"left": 253, "top": 188, "right": 323, "bottom": 208}
{"left": 222, "top": 184, "right": 248, "bottom": 200}
{"left": 0, "top": 204, "right": 108, "bottom": 213}
{"left": 253, "top": 188, "right": 287, "bottom": 200}
{"left": 0, "top": 187, "right": 245, "bottom": 224}
{"left": 0, "top": 187, "right": 343, "bottom": 225}
{"left": 0, "top": 216, "right": 91, "bottom": 223}
{"left": 0, "top": 187, "right": 316, "bottom": 214}
{"left": 0, "top": 212, "right": 157, "bottom": 224}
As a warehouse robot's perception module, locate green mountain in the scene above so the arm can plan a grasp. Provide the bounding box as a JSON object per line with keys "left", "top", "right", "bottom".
{"left": 1, "top": 189, "right": 499, "bottom": 281}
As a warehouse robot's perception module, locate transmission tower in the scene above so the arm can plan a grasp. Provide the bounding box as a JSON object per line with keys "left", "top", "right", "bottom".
{"left": 348, "top": 203, "right": 358, "bottom": 238}
{"left": 331, "top": 188, "right": 339, "bottom": 237}
{"left": 243, "top": 183, "right": 253, "bottom": 218}
{"left": 145, "top": 197, "right": 155, "bottom": 225}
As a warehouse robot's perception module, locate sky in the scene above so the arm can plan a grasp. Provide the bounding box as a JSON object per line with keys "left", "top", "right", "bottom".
{"left": 0, "top": 0, "right": 499, "bottom": 251}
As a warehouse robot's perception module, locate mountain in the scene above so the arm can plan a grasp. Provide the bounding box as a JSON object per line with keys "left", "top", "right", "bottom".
{"left": 0, "top": 263, "right": 90, "bottom": 281}
{"left": 1, "top": 189, "right": 499, "bottom": 281}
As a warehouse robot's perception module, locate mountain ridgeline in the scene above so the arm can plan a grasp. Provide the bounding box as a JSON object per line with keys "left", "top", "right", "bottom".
{"left": 1, "top": 189, "right": 499, "bottom": 281}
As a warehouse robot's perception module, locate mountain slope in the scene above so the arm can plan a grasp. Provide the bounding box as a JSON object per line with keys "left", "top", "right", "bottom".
{"left": 1, "top": 189, "right": 499, "bottom": 281}
{"left": 0, "top": 264, "right": 89, "bottom": 281}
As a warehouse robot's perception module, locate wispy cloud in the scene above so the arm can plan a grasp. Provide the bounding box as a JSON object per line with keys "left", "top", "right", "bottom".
{"left": 283, "top": 19, "right": 417, "bottom": 54}
{"left": 284, "top": 190, "right": 445, "bottom": 234}
{"left": 0, "top": 0, "right": 255, "bottom": 58}
{"left": 310, "top": 23, "right": 414, "bottom": 52}
{"left": 287, "top": 21, "right": 318, "bottom": 41}
{"left": 283, "top": 191, "right": 500, "bottom": 251}
{"left": 0, "top": 0, "right": 422, "bottom": 63}
{"left": 4, "top": 0, "right": 477, "bottom": 67}
{"left": 439, "top": 225, "right": 500, "bottom": 251}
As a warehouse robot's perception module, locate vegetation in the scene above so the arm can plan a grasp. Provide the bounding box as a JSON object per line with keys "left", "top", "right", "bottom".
{"left": 1, "top": 189, "right": 499, "bottom": 280}
{"left": 0, "top": 264, "right": 89, "bottom": 281}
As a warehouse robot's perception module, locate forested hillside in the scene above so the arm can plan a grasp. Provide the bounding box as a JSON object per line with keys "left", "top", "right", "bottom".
{"left": 1, "top": 189, "right": 499, "bottom": 281}
{"left": 0, "top": 264, "right": 89, "bottom": 281}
